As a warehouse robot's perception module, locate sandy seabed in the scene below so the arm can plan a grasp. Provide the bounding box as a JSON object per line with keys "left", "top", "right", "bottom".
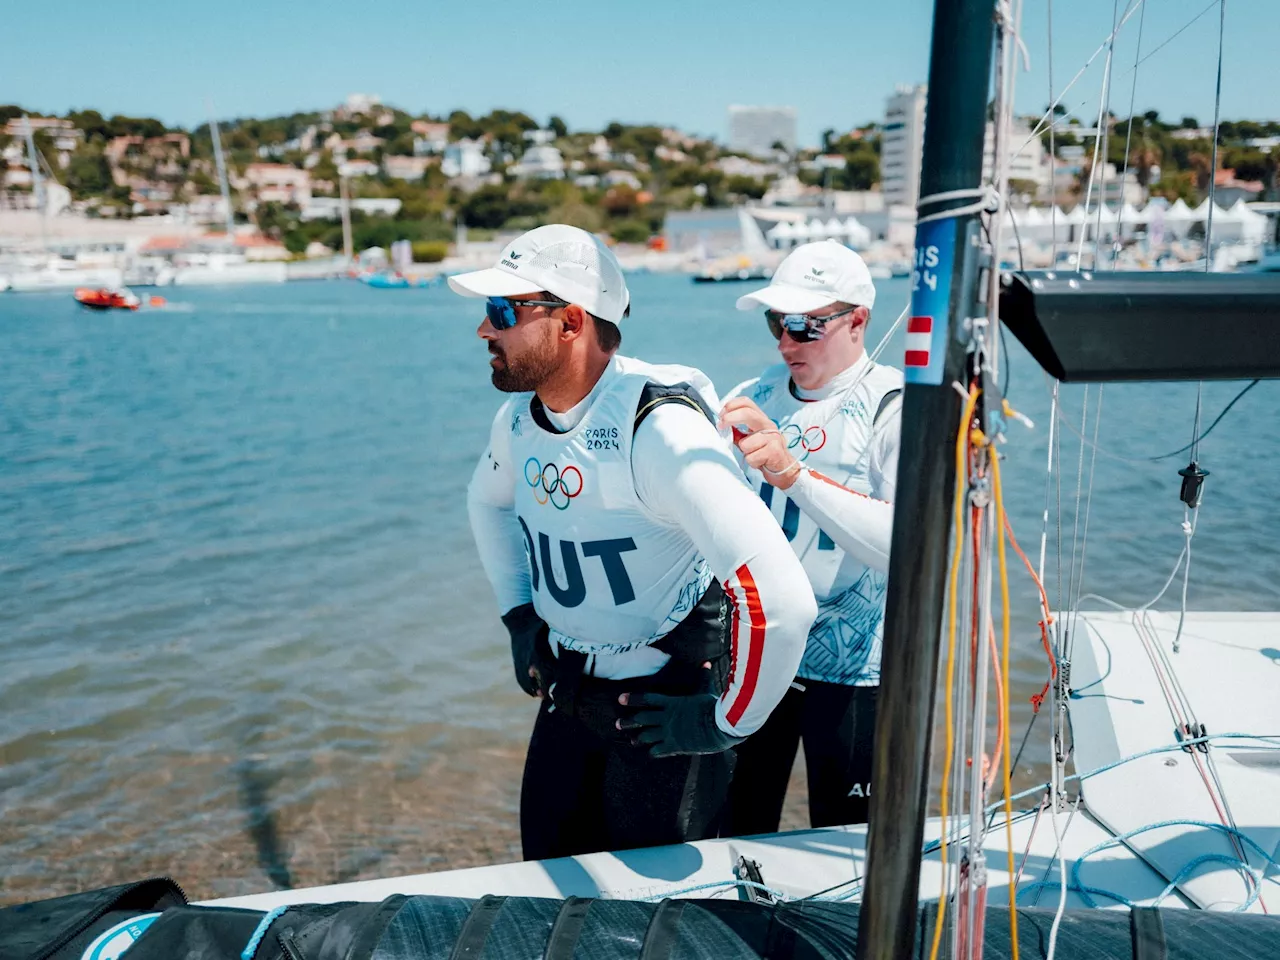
{"left": 0, "top": 724, "right": 811, "bottom": 907}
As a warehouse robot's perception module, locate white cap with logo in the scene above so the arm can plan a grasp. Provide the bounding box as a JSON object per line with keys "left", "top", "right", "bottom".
{"left": 447, "top": 224, "right": 631, "bottom": 324}
{"left": 735, "top": 239, "right": 877, "bottom": 314}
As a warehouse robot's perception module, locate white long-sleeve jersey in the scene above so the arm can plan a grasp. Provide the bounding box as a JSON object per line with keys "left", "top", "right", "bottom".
{"left": 466, "top": 355, "right": 817, "bottom": 738}
{"left": 724, "top": 354, "right": 903, "bottom": 686}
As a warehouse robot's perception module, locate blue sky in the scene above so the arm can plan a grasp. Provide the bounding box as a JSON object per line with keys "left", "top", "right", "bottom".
{"left": 1, "top": 0, "right": 1272, "bottom": 144}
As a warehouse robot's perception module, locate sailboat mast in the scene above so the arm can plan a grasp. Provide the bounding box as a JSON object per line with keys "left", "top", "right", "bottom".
{"left": 22, "top": 117, "right": 47, "bottom": 251}
{"left": 208, "top": 112, "right": 235, "bottom": 238}
{"left": 855, "top": 0, "right": 997, "bottom": 957}
{"left": 339, "top": 174, "right": 354, "bottom": 265}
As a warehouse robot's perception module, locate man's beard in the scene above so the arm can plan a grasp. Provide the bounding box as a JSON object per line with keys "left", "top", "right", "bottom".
{"left": 489, "top": 339, "right": 559, "bottom": 393}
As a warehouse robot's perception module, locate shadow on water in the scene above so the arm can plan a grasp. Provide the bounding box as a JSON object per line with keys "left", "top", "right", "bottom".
{"left": 234, "top": 726, "right": 294, "bottom": 890}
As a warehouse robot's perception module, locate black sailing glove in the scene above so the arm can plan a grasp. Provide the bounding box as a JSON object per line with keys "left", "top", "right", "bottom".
{"left": 616, "top": 692, "right": 746, "bottom": 758}
{"left": 500, "top": 603, "right": 556, "bottom": 698}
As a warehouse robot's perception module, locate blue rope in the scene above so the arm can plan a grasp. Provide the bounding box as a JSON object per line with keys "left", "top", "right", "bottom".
{"left": 921, "top": 732, "right": 1280, "bottom": 857}
{"left": 1070, "top": 819, "right": 1280, "bottom": 911}
{"left": 1014, "top": 879, "right": 1135, "bottom": 908}
{"left": 637, "top": 879, "right": 791, "bottom": 902}
{"left": 1155, "top": 854, "right": 1262, "bottom": 910}
{"left": 240, "top": 905, "right": 287, "bottom": 960}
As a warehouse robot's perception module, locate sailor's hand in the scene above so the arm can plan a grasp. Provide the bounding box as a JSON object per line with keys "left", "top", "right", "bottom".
{"left": 615, "top": 691, "right": 745, "bottom": 758}
{"left": 500, "top": 603, "right": 555, "bottom": 699}
{"left": 719, "top": 397, "right": 802, "bottom": 489}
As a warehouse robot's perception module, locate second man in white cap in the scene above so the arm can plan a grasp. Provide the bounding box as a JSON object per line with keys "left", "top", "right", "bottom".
{"left": 460, "top": 225, "right": 817, "bottom": 859}
{"left": 718, "top": 239, "right": 904, "bottom": 835}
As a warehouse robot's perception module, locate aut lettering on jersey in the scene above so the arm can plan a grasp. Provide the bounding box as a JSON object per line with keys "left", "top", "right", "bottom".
{"left": 760, "top": 481, "right": 835, "bottom": 551}
{"left": 519, "top": 516, "right": 638, "bottom": 608}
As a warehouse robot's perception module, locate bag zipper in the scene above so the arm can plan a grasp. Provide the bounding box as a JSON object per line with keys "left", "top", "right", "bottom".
{"left": 33, "top": 876, "right": 188, "bottom": 960}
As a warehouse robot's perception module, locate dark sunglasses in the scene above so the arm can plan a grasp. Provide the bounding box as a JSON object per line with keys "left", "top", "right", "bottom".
{"left": 485, "top": 296, "right": 566, "bottom": 330}
{"left": 765, "top": 306, "right": 857, "bottom": 343}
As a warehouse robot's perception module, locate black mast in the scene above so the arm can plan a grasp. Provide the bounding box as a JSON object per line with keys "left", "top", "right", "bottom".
{"left": 856, "top": 0, "right": 997, "bottom": 957}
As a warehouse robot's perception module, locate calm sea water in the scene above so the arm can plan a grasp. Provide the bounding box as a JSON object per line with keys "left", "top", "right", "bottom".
{"left": 2, "top": 274, "right": 1277, "bottom": 903}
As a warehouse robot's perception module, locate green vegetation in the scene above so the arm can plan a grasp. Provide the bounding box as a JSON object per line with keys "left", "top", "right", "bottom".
{"left": 4, "top": 99, "right": 1276, "bottom": 261}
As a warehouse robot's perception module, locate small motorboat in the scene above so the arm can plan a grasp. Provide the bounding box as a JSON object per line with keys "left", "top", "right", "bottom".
{"left": 74, "top": 286, "right": 141, "bottom": 310}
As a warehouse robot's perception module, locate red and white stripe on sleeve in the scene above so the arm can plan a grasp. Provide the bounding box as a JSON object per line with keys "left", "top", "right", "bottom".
{"left": 631, "top": 403, "right": 816, "bottom": 738}
{"left": 722, "top": 563, "right": 766, "bottom": 728}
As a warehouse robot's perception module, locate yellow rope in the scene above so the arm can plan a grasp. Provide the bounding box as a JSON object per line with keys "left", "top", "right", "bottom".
{"left": 991, "top": 446, "right": 1020, "bottom": 960}
{"left": 927, "top": 385, "right": 979, "bottom": 960}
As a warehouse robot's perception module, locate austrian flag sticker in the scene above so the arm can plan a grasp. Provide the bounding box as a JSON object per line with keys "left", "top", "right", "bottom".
{"left": 905, "top": 316, "right": 933, "bottom": 369}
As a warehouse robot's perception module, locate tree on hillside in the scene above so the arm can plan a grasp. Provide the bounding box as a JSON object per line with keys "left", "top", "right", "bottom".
{"left": 1187, "top": 151, "right": 1213, "bottom": 192}
{"left": 66, "top": 146, "right": 114, "bottom": 195}
{"left": 108, "top": 114, "right": 167, "bottom": 138}
{"left": 548, "top": 115, "right": 569, "bottom": 139}
{"left": 1129, "top": 144, "right": 1161, "bottom": 187}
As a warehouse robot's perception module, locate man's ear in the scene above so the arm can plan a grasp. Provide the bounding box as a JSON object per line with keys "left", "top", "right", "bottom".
{"left": 559, "top": 303, "right": 588, "bottom": 340}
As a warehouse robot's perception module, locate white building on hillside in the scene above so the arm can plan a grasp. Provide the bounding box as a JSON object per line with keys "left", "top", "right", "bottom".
{"left": 882, "top": 85, "right": 927, "bottom": 208}
{"left": 244, "top": 163, "right": 312, "bottom": 205}
{"left": 728, "top": 105, "right": 797, "bottom": 158}
{"left": 983, "top": 120, "right": 1053, "bottom": 200}
{"left": 442, "top": 139, "right": 491, "bottom": 179}
{"left": 511, "top": 144, "right": 564, "bottom": 180}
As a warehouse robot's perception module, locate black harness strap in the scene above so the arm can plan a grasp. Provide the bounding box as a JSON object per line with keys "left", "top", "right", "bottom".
{"left": 638, "top": 899, "right": 687, "bottom": 960}
{"left": 542, "top": 896, "right": 594, "bottom": 960}
{"left": 1130, "top": 906, "right": 1168, "bottom": 960}
{"left": 874, "top": 387, "right": 903, "bottom": 424}
{"left": 448, "top": 894, "right": 506, "bottom": 960}
{"left": 634, "top": 381, "right": 716, "bottom": 430}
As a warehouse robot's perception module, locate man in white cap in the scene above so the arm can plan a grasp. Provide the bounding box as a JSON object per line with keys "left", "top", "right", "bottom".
{"left": 717, "top": 239, "right": 903, "bottom": 835}
{"left": 459, "top": 224, "right": 816, "bottom": 859}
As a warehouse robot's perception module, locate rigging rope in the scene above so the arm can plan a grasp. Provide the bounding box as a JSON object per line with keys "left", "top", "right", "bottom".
{"left": 1049, "top": 379, "right": 1260, "bottom": 465}
{"left": 991, "top": 443, "right": 1020, "bottom": 945}
{"left": 927, "top": 384, "right": 979, "bottom": 960}
{"left": 1066, "top": 386, "right": 1104, "bottom": 662}
{"left": 1091, "top": 0, "right": 1123, "bottom": 270}
{"left": 1204, "top": 0, "right": 1227, "bottom": 264}
{"left": 1047, "top": 0, "right": 1057, "bottom": 262}
{"left": 1115, "top": 0, "right": 1148, "bottom": 270}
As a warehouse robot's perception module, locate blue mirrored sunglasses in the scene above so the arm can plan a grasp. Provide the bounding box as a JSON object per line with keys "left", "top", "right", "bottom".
{"left": 765, "top": 306, "right": 856, "bottom": 343}
{"left": 485, "top": 296, "right": 566, "bottom": 330}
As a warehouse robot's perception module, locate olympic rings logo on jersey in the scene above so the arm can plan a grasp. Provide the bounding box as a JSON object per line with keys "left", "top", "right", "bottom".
{"left": 524, "top": 457, "right": 584, "bottom": 510}
{"left": 781, "top": 423, "right": 827, "bottom": 460}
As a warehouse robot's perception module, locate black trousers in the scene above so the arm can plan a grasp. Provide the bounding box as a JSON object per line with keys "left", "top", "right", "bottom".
{"left": 723, "top": 680, "right": 878, "bottom": 836}
{"left": 520, "top": 669, "right": 734, "bottom": 861}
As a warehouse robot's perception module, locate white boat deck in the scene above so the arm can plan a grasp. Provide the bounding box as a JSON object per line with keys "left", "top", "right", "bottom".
{"left": 205, "top": 611, "right": 1280, "bottom": 915}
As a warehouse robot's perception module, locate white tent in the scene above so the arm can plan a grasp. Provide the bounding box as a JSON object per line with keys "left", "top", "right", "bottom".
{"left": 1163, "top": 198, "right": 1195, "bottom": 238}
{"left": 843, "top": 216, "right": 872, "bottom": 248}
{"left": 1095, "top": 204, "right": 1122, "bottom": 241}
{"left": 1233, "top": 200, "right": 1270, "bottom": 244}
{"left": 790, "top": 219, "right": 816, "bottom": 243}
{"left": 1048, "top": 205, "right": 1073, "bottom": 243}
{"left": 1191, "top": 198, "right": 1214, "bottom": 222}
{"left": 767, "top": 220, "right": 795, "bottom": 248}
{"left": 806, "top": 217, "right": 830, "bottom": 239}
{"left": 1064, "top": 204, "right": 1090, "bottom": 225}
{"left": 824, "top": 217, "right": 847, "bottom": 239}
{"left": 1207, "top": 201, "right": 1245, "bottom": 242}
{"left": 1119, "top": 203, "right": 1144, "bottom": 239}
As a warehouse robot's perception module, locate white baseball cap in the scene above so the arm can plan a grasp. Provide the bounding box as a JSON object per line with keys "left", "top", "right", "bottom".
{"left": 447, "top": 224, "right": 631, "bottom": 324}
{"left": 736, "top": 239, "right": 876, "bottom": 314}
